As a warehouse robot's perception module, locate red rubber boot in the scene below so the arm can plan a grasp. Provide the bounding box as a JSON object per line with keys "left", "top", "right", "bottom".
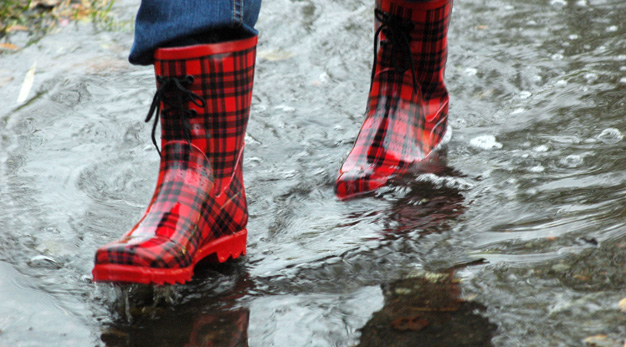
{"left": 92, "top": 36, "right": 257, "bottom": 285}
{"left": 336, "top": 0, "right": 452, "bottom": 199}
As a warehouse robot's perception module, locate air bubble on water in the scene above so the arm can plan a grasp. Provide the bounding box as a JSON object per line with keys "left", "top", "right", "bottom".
{"left": 584, "top": 73, "right": 598, "bottom": 83}
{"left": 519, "top": 91, "right": 532, "bottom": 99}
{"left": 318, "top": 72, "right": 329, "bottom": 84}
{"left": 511, "top": 108, "right": 525, "bottom": 115}
{"left": 533, "top": 145, "right": 549, "bottom": 152}
{"left": 595, "top": 45, "right": 607, "bottom": 53}
{"left": 551, "top": 53, "right": 564, "bottom": 61}
{"left": 607, "top": 26, "right": 618, "bottom": 32}
{"left": 596, "top": 128, "right": 623, "bottom": 144}
{"left": 469, "top": 135, "right": 502, "bottom": 150}
{"left": 529, "top": 165, "right": 545, "bottom": 173}
{"left": 527, "top": 20, "right": 538, "bottom": 26}
{"left": 550, "top": 0, "right": 566, "bottom": 6}
{"left": 415, "top": 173, "right": 474, "bottom": 191}
{"left": 575, "top": 0, "right": 587, "bottom": 6}
{"left": 621, "top": 67, "right": 626, "bottom": 72}
{"left": 619, "top": 77, "right": 626, "bottom": 84}
{"left": 465, "top": 67, "right": 478, "bottom": 76}
{"left": 504, "top": 5, "right": 514, "bottom": 10}
{"left": 275, "top": 104, "right": 296, "bottom": 113}
{"left": 560, "top": 154, "right": 584, "bottom": 168}
{"left": 568, "top": 34, "right": 579, "bottom": 40}
{"left": 616, "top": 55, "right": 626, "bottom": 61}
{"left": 532, "top": 75, "right": 542, "bottom": 82}
{"left": 555, "top": 80, "right": 568, "bottom": 87}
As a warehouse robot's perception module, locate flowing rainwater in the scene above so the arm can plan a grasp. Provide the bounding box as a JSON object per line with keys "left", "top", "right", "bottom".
{"left": 0, "top": 0, "right": 625, "bottom": 345}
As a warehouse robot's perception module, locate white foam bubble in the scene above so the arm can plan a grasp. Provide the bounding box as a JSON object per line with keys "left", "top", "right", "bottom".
{"left": 584, "top": 73, "right": 598, "bottom": 83}
{"left": 533, "top": 145, "right": 549, "bottom": 152}
{"left": 519, "top": 91, "right": 532, "bottom": 99}
{"left": 529, "top": 165, "right": 545, "bottom": 173}
{"left": 597, "top": 128, "right": 623, "bottom": 144}
{"left": 415, "top": 173, "right": 474, "bottom": 191}
{"left": 465, "top": 67, "right": 478, "bottom": 76}
{"left": 560, "top": 155, "right": 584, "bottom": 168}
{"left": 470, "top": 135, "right": 502, "bottom": 150}
{"left": 607, "top": 25, "right": 618, "bottom": 32}
{"left": 551, "top": 53, "right": 564, "bottom": 61}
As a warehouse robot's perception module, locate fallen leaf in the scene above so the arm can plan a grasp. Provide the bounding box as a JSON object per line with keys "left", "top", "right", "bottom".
{"left": 574, "top": 274, "right": 590, "bottom": 281}
{"left": 475, "top": 25, "right": 488, "bottom": 30}
{"left": 583, "top": 335, "right": 621, "bottom": 347}
{"left": 17, "top": 61, "right": 37, "bottom": 104}
{"left": 0, "top": 43, "right": 19, "bottom": 51}
{"left": 619, "top": 297, "right": 626, "bottom": 313}
{"left": 31, "top": 0, "right": 63, "bottom": 8}
{"left": 6, "top": 25, "right": 28, "bottom": 32}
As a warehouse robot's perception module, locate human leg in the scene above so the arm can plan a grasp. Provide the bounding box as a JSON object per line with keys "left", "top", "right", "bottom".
{"left": 129, "top": 0, "right": 261, "bottom": 65}
{"left": 92, "top": 0, "right": 261, "bottom": 284}
{"left": 336, "top": 0, "right": 452, "bottom": 199}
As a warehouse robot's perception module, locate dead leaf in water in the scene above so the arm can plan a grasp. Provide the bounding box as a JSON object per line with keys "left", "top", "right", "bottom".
{"left": 583, "top": 334, "right": 623, "bottom": 347}
{"left": 618, "top": 297, "right": 626, "bottom": 313}
{"left": 17, "top": 61, "right": 36, "bottom": 104}
{"left": 0, "top": 43, "right": 19, "bottom": 51}
{"left": 6, "top": 25, "right": 28, "bottom": 32}
{"left": 30, "top": 0, "right": 62, "bottom": 8}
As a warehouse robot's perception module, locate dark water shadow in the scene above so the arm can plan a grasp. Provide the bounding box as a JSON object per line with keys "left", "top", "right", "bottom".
{"left": 99, "top": 260, "right": 252, "bottom": 347}
{"left": 358, "top": 270, "right": 496, "bottom": 347}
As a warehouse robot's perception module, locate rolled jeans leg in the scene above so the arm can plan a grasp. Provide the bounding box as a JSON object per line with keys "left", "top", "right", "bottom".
{"left": 129, "top": 0, "right": 262, "bottom": 65}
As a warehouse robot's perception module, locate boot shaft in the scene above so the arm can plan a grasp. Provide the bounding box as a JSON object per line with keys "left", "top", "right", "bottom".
{"left": 373, "top": 0, "right": 452, "bottom": 98}
{"left": 153, "top": 37, "right": 257, "bottom": 180}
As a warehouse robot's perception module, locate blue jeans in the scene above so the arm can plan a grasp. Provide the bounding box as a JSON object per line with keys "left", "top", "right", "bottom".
{"left": 129, "top": 0, "right": 435, "bottom": 66}
{"left": 129, "top": 0, "right": 262, "bottom": 65}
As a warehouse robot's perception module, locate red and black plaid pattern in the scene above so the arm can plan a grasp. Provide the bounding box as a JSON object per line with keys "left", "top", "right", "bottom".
{"left": 335, "top": 0, "right": 452, "bottom": 199}
{"left": 93, "top": 37, "right": 257, "bottom": 284}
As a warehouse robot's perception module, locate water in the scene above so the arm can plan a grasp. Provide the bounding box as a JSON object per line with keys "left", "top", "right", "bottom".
{"left": 1, "top": 0, "right": 625, "bottom": 345}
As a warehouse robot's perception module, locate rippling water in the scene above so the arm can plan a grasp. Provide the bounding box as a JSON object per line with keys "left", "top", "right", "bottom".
{"left": 1, "top": 0, "right": 625, "bottom": 345}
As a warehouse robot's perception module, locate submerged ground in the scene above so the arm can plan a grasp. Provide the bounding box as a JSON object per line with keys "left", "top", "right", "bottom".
{"left": 1, "top": 0, "right": 625, "bottom": 345}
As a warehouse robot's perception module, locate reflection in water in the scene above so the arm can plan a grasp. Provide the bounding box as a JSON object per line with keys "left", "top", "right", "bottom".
{"left": 358, "top": 270, "right": 495, "bottom": 347}
{"left": 100, "top": 261, "right": 251, "bottom": 346}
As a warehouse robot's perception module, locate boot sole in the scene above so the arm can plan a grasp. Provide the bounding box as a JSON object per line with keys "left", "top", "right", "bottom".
{"left": 92, "top": 229, "right": 247, "bottom": 285}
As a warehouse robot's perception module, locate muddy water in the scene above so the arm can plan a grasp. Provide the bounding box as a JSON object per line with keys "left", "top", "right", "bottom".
{"left": 1, "top": 0, "right": 625, "bottom": 345}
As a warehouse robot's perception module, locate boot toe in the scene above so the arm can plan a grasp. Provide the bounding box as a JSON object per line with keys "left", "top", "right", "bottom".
{"left": 335, "top": 167, "right": 390, "bottom": 200}
{"left": 94, "top": 235, "right": 190, "bottom": 269}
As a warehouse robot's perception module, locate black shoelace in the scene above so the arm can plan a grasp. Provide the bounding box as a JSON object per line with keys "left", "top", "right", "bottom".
{"left": 372, "top": 9, "right": 418, "bottom": 93}
{"left": 145, "top": 75, "right": 206, "bottom": 156}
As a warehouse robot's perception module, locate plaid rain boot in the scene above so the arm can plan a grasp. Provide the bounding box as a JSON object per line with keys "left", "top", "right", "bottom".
{"left": 335, "top": 0, "right": 452, "bottom": 199}
{"left": 92, "top": 36, "right": 257, "bottom": 285}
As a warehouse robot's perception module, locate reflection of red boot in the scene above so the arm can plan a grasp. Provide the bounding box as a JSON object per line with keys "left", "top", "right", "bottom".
{"left": 336, "top": 0, "right": 453, "bottom": 199}
{"left": 92, "top": 37, "right": 257, "bottom": 284}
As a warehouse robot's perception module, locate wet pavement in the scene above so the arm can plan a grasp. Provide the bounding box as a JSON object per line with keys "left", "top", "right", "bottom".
{"left": 1, "top": 0, "right": 626, "bottom": 345}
